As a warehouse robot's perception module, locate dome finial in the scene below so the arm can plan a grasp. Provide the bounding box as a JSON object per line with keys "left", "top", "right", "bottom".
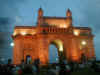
{"left": 38, "top": 7, "right": 43, "bottom": 17}
{"left": 66, "top": 8, "right": 72, "bottom": 17}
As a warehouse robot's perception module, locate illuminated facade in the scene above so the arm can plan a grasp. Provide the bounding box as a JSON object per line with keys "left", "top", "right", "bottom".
{"left": 12, "top": 8, "right": 95, "bottom": 64}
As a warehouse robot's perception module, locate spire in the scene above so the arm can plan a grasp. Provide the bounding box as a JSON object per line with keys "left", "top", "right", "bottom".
{"left": 66, "top": 8, "right": 73, "bottom": 27}
{"left": 38, "top": 7, "right": 43, "bottom": 17}
{"left": 38, "top": 7, "right": 43, "bottom": 26}
{"left": 66, "top": 8, "right": 72, "bottom": 17}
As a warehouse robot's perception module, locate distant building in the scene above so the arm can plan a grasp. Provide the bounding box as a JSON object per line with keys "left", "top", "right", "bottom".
{"left": 12, "top": 8, "right": 95, "bottom": 64}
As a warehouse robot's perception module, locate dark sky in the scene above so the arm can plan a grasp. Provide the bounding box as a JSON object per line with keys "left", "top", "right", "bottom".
{"left": 0, "top": 0, "right": 100, "bottom": 61}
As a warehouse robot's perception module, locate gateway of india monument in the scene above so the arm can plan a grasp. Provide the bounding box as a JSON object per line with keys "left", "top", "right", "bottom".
{"left": 12, "top": 8, "right": 95, "bottom": 65}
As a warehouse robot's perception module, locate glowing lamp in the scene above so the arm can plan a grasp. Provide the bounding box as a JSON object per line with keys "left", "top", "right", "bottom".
{"left": 74, "top": 31, "right": 79, "bottom": 36}
{"left": 59, "top": 44, "right": 63, "bottom": 52}
{"left": 21, "top": 32, "right": 27, "bottom": 35}
{"left": 63, "top": 25, "right": 67, "bottom": 28}
{"left": 13, "top": 32, "right": 17, "bottom": 36}
{"left": 10, "top": 42, "right": 14, "bottom": 47}
{"left": 59, "top": 24, "right": 67, "bottom": 28}
{"left": 81, "top": 41, "right": 87, "bottom": 45}
{"left": 59, "top": 49, "right": 63, "bottom": 52}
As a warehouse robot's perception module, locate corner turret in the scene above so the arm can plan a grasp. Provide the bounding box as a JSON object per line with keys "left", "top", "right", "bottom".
{"left": 66, "top": 8, "right": 72, "bottom": 17}
{"left": 38, "top": 8, "right": 43, "bottom": 26}
{"left": 66, "top": 8, "right": 72, "bottom": 27}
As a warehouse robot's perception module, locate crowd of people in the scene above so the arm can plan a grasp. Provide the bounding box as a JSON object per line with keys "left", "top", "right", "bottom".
{"left": 0, "top": 59, "right": 41, "bottom": 75}
{"left": 0, "top": 58, "right": 99, "bottom": 75}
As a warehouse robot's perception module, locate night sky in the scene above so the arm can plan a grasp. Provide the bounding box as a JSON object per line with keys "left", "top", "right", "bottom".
{"left": 0, "top": 0, "right": 100, "bottom": 62}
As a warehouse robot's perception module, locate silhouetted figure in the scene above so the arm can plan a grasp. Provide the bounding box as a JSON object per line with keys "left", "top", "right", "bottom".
{"left": 0, "top": 64, "right": 12, "bottom": 75}
{"left": 6, "top": 59, "right": 13, "bottom": 75}
{"left": 8, "top": 59, "right": 12, "bottom": 64}
{"left": 69, "top": 61, "right": 74, "bottom": 72}
{"left": 59, "top": 61, "right": 71, "bottom": 75}
{"left": 91, "top": 61, "right": 97, "bottom": 72}
{"left": 21, "top": 59, "right": 24, "bottom": 64}
{"left": 22, "top": 65, "right": 33, "bottom": 74}
{"left": 74, "top": 62, "right": 79, "bottom": 72}
{"left": 34, "top": 59, "right": 40, "bottom": 75}
{"left": 20, "top": 59, "right": 25, "bottom": 74}
{"left": 81, "top": 54, "right": 87, "bottom": 64}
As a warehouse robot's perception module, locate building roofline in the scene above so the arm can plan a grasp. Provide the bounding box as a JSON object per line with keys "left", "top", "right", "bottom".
{"left": 74, "top": 27, "right": 91, "bottom": 30}
{"left": 15, "top": 26, "right": 37, "bottom": 29}
{"left": 43, "top": 16, "right": 67, "bottom": 19}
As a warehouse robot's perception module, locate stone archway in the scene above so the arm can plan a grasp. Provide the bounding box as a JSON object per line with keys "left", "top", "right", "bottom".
{"left": 49, "top": 39, "right": 66, "bottom": 63}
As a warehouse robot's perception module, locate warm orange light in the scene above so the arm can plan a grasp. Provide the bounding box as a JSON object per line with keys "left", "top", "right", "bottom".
{"left": 53, "top": 39, "right": 64, "bottom": 52}
{"left": 74, "top": 30, "right": 80, "bottom": 36}
{"left": 13, "top": 32, "right": 17, "bottom": 36}
{"left": 20, "top": 32, "right": 27, "bottom": 35}
{"left": 72, "top": 56, "right": 78, "bottom": 61}
{"left": 81, "top": 40, "right": 87, "bottom": 45}
{"left": 59, "top": 24, "right": 68, "bottom": 28}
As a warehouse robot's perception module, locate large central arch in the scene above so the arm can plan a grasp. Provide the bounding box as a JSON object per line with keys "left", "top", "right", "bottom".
{"left": 49, "top": 39, "right": 66, "bottom": 63}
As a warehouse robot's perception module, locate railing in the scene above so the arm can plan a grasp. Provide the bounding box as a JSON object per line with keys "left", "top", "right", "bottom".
{"left": 40, "top": 27, "right": 73, "bottom": 34}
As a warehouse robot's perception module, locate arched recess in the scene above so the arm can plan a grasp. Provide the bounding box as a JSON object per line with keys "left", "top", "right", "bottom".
{"left": 49, "top": 39, "right": 66, "bottom": 63}
{"left": 26, "top": 55, "right": 32, "bottom": 64}
{"left": 23, "top": 50, "right": 32, "bottom": 64}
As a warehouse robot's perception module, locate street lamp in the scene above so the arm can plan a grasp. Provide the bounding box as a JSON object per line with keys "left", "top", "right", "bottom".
{"left": 10, "top": 42, "right": 14, "bottom": 47}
